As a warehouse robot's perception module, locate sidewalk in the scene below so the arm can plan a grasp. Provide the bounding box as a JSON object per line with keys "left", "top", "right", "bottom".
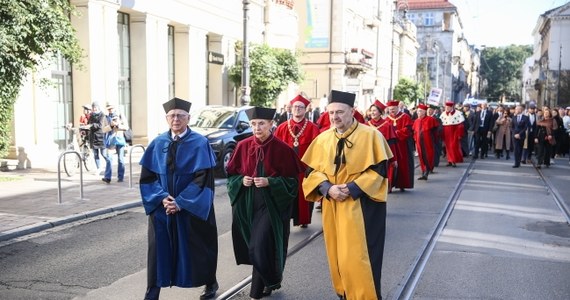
{"left": 0, "top": 150, "right": 234, "bottom": 243}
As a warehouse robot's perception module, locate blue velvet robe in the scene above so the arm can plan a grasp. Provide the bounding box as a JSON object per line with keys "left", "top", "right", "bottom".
{"left": 139, "top": 129, "right": 217, "bottom": 288}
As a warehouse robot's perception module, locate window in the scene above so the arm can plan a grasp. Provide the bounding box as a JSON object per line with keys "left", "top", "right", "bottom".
{"left": 408, "top": 13, "right": 417, "bottom": 25}
{"left": 424, "top": 12, "right": 434, "bottom": 26}
{"left": 117, "top": 12, "right": 131, "bottom": 124}
{"left": 168, "top": 25, "right": 175, "bottom": 99}
{"left": 51, "top": 52, "right": 73, "bottom": 150}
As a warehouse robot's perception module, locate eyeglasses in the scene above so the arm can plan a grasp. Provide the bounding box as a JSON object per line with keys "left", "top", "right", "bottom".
{"left": 292, "top": 105, "right": 306, "bottom": 109}
{"left": 166, "top": 113, "right": 189, "bottom": 120}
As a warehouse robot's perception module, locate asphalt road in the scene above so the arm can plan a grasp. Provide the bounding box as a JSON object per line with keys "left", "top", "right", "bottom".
{"left": 1, "top": 156, "right": 569, "bottom": 299}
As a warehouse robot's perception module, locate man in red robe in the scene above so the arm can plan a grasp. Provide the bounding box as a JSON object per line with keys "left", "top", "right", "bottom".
{"left": 412, "top": 103, "right": 439, "bottom": 180}
{"left": 439, "top": 101, "right": 465, "bottom": 167}
{"left": 385, "top": 100, "right": 414, "bottom": 191}
{"left": 367, "top": 100, "right": 398, "bottom": 192}
{"left": 274, "top": 94, "right": 320, "bottom": 227}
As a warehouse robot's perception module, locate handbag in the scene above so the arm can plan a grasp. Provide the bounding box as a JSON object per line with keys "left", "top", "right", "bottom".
{"left": 105, "top": 131, "right": 126, "bottom": 148}
{"left": 547, "top": 135, "right": 556, "bottom": 146}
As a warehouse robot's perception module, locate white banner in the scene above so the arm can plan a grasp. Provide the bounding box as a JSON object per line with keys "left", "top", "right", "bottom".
{"left": 427, "top": 88, "right": 443, "bottom": 106}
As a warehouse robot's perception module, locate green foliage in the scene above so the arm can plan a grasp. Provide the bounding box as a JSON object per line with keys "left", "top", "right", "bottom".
{"left": 393, "top": 77, "right": 423, "bottom": 106}
{"left": 0, "top": 0, "right": 82, "bottom": 158}
{"left": 480, "top": 45, "right": 532, "bottom": 101}
{"left": 417, "top": 59, "right": 431, "bottom": 100}
{"left": 229, "top": 43, "right": 304, "bottom": 107}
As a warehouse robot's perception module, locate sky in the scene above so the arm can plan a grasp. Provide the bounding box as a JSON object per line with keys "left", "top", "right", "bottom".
{"left": 452, "top": 0, "right": 569, "bottom": 47}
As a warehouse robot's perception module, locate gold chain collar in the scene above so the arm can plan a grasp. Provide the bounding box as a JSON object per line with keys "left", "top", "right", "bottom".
{"left": 287, "top": 118, "right": 308, "bottom": 147}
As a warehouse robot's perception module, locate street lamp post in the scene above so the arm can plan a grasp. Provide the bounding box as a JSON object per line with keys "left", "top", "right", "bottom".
{"left": 241, "top": 0, "right": 251, "bottom": 106}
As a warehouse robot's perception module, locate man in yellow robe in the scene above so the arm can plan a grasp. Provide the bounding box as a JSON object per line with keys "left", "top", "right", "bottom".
{"left": 302, "top": 90, "right": 393, "bottom": 300}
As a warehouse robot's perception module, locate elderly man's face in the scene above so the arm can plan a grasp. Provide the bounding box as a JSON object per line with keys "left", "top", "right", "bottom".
{"left": 166, "top": 109, "right": 190, "bottom": 134}
{"left": 387, "top": 106, "right": 398, "bottom": 116}
{"left": 327, "top": 102, "right": 354, "bottom": 132}
{"left": 250, "top": 118, "right": 273, "bottom": 141}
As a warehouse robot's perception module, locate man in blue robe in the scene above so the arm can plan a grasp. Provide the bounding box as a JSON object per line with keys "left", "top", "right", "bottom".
{"left": 140, "top": 97, "right": 219, "bottom": 300}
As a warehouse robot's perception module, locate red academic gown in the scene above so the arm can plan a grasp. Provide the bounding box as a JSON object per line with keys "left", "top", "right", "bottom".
{"left": 413, "top": 116, "right": 439, "bottom": 173}
{"left": 274, "top": 118, "right": 320, "bottom": 225}
{"left": 440, "top": 110, "right": 465, "bottom": 164}
{"left": 316, "top": 110, "right": 366, "bottom": 132}
{"left": 367, "top": 118, "right": 398, "bottom": 191}
{"left": 385, "top": 112, "right": 414, "bottom": 189}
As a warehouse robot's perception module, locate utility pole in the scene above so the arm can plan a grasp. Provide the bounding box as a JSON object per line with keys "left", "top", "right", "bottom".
{"left": 557, "top": 44, "right": 562, "bottom": 106}
{"left": 241, "top": 0, "right": 251, "bottom": 106}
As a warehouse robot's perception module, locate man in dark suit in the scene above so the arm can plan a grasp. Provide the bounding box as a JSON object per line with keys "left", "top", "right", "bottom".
{"left": 305, "top": 104, "right": 320, "bottom": 123}
{"left": 512, "top": 105, "right": 529, "bottom": 168}
{"left": 522, "top": 103, "right": 538, "bottom": 164}
{"left": 277, "top": 103, "right": 292, "bottom": 125}
{"left": 472, "top": 103, "right": 493, "bottom": 159}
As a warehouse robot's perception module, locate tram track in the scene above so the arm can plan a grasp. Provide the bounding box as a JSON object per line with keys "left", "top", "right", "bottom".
{"left": 391, "top": 159, "right": 475, "bottom": 300}
{"left": 218, "top": 229, "right": 323, "bottom": 299}
{"left": 534, "top": 164, "right": 570, "bottom": 224}
{"left": 392, "top": 158, "right": 570, "bottom": 300}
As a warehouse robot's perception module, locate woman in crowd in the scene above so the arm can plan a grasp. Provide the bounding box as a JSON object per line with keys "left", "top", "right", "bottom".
{"left": 367, "top": 100, "right": 398, "bottom": 191}
{"left": 494, "top": 106, "right": 512, "bottom": 160}
{"left": 535, "top": 107, "right": 558, "bottom": 168}
{"left": 551, "top": 108, "right": 566, "bottom": 159}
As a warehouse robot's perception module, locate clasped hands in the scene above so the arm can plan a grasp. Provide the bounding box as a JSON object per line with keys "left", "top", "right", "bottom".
{"left": 162, "top": 195, "right": 179, "bottom": 215}
{"left": 243, "top": 176, "right": 269, "bottom": 188}
{"left": 327, "top": 184, "right": 350, "bottom": 202}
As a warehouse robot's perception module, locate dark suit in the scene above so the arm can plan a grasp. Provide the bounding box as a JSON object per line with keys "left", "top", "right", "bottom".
{"left": 277, "top": 111, "right": 292, "bottom": 125}
{"left": 305, "top": 108, "right": 320, "bottom": 123}
{"left": 473, "top": 109, "right": 493, "bottom": 158}
{"left": 511, "top": 114, "right": 529, "bottom": 167}
{"left": 523, "top": 113, "right": 537, "bottom": 161}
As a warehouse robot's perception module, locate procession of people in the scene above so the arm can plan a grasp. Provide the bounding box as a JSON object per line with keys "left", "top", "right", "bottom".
{"left": 140, "top": 94, "right": 569, "bottom": 300}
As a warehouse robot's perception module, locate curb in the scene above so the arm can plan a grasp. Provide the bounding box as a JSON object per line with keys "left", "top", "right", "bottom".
{"left": 0, "top": 179, "right": 227, "bottom": 243}
{"left": 0, "top": 200, "right": 141, "bottom": 242}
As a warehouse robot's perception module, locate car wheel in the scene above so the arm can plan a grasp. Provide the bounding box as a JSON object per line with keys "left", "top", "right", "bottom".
{"left": 214, "top": 147, "right": 234, "bottom": 178}
{"left": 222, "top": 147, "right": 234, "bottom": 177}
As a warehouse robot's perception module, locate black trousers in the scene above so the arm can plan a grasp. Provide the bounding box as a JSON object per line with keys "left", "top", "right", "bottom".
{"left": 474, "top": 127, "right": 489, "bottom": 158}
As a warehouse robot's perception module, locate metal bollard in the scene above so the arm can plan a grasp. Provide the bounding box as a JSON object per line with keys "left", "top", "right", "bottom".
{"left": 57, "top": 150, "right": 84, "bottom": 204}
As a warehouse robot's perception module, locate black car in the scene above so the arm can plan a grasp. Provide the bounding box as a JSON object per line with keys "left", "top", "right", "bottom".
{"left": 189, "top": 105, "right": 253, "bottom": 177}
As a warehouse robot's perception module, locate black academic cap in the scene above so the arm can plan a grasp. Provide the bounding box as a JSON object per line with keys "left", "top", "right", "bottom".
{"left": 245, "top": 107, "right": 276, "bottom": 120}
{"left": 329, "top": 90, "right": 356, "bottom": 107}
{"left": 163, "top": 97, "right": 191, "bottom": 113}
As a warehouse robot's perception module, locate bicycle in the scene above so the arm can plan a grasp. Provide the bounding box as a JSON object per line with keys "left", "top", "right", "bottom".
{"left": 62, "top": 124, "right": 94, "bottom": 177}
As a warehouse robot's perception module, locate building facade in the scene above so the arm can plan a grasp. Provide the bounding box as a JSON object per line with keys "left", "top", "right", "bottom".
{"left": 406, "top": 0, "right": 478, "bottom": 104}
{"left": 295, "top": 0, "right": 419, "bottom": 112}
{"left": 8, "top": 0, "right": 298, "bottom": 163}
{"left": 530, "top": 2, "right": 570, "bottom": 109}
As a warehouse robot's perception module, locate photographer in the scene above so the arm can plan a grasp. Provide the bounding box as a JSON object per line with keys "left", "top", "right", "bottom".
{"left": 102, "top": 103, "right": 129, "bottom": 183}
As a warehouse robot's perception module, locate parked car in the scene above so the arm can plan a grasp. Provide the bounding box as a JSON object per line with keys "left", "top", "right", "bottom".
{"left": 189, "top": 105, "right": 253, "bottom": 177}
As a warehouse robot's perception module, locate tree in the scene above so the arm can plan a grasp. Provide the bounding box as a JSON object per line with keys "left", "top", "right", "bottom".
{"left": 0, "top": 0, "right": 82, "bottom": 158}
{"left": 229, "top": 43, "right": 303, "bottom": 107}
{"left": 480, "top": 45, "right": 532, "bottom": 102}
{"left": 393, "top": 77, "right": 423, "bottom": 107}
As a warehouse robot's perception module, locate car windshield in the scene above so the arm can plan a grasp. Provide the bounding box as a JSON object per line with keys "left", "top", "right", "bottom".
{"left": 189, "top": 107, "right": 237, "bottom": 129}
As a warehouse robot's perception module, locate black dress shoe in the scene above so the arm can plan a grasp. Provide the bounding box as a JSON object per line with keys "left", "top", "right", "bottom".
{"left": 200, "top": 281, "right": 219, "bottom": 300}
{"left": 446, "top": 162, "right": 453, "bottom": 166}
{"left": 512, "top": 165, "right": 519, "bottom": 168}
{"left": 417, "top": 176, "right": 427, "bottom": 180}
{"left": 101, "top": 178, "right": 111, "bottom": 184}
{"left": 262, "top": 284, "right": 281, "bottom": 297}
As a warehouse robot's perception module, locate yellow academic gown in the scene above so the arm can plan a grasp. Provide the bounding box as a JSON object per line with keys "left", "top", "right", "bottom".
{"left": 302, "top": 121, "right": 392, "bottom": 300}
